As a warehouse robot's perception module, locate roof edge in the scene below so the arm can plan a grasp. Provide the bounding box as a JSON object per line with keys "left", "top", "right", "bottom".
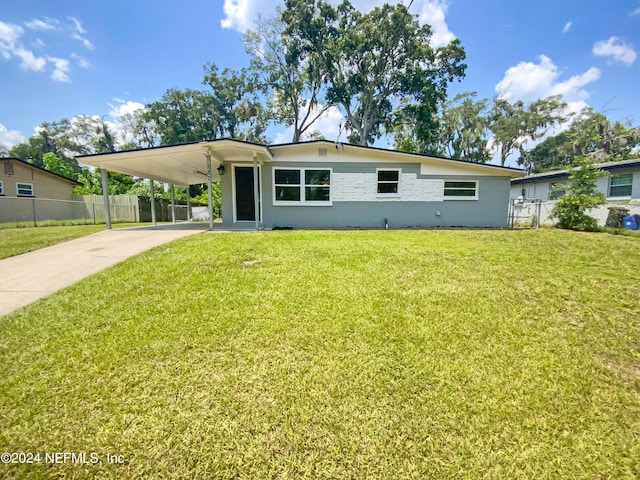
{"left": 78, "top": 138, "right": 524, "bottom": 174}
{"left": 77, "top": 137, "right": 269, "bottom": 159}
{"left": 512, "top": 158, "right": 640, "bottom": 183}
{"left": 0, "top": 157, "right": 82, "bottom": 185}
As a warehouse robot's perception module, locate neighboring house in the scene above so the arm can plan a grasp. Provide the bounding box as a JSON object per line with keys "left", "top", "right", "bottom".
{"left": 79, "top": 139, "right": 524, "bottom": 229}
{"left": 510, "top": 158, "right": 640, "bottom": 226}
{"left": 0, "top": 157, "right": 80, "bottom": 223}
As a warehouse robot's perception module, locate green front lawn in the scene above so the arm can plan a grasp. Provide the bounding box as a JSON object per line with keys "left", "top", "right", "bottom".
{"left": 0, "top": 225, "right": 106, "bottom": 260}
{"left": 1, "top": 230, "right": 639, "bottom": 479}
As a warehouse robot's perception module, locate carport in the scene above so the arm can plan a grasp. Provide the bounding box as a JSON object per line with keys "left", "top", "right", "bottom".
{"left": 78, "top": 139, "right": 273, "bottom": 230}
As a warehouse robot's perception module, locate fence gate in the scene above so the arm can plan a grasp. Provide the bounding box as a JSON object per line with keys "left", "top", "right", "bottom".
{"left": 509, "top": 198, "right": 543, "bottom": 228}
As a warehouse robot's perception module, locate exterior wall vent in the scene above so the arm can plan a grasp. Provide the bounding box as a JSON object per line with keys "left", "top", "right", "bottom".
{"left": 318, "top": 148, "right": 328, "bottom": 157}
{"left": 4, "top": 160, "right": 14, "bottom": 176}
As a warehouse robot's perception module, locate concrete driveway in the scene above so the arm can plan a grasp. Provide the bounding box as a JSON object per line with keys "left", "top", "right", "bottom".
{"left": 0, "top": 226, "right": 206, "bottom": 317}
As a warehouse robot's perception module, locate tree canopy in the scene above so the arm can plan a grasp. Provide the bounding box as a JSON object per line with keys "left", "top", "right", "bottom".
{"left": 6, "top": 0, "right": 639, "bottom": 192}
{"left": 522, "top": 108, "right": 640, "bottom": 172}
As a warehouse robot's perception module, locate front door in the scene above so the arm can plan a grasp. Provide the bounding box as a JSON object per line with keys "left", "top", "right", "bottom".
{"left": 234, "top": 166, "right": 260, "bottom": 222}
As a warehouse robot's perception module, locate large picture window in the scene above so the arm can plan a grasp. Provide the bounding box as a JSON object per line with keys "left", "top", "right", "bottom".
{"left": 443, "top": 180, "right": 478, "bottom": 200}
{"left": 274, "top": 168, "right": 331, "bottom": 205}
{"left": 609, "top": 173, "right": 633, "bottom": 197}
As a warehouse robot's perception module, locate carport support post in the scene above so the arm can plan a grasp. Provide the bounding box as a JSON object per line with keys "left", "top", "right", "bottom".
{"left": 186, "top": 190, "right": 191, "bottom": 223}
{"left": 150, "top": 179, "right": 156, "bottom": 226}
{"left": 253, "top": 153, "right": 259, "bottom": 230}
{"left": 100, "top": 168, "right": 111, "bottom": 230}
{"left": 206, "top": 153, "right": 214, "bottom": 231}
{"left": 170, "top": 184, "right": 176, "bottom": 223}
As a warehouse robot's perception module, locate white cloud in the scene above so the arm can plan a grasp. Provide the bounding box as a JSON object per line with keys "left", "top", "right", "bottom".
{"left": 592, "top": 36, "right": 637, "bottom": 66}
{"left": 72, "top": 33, "right": 95, "bottom": 50}
{"left": 221, "top": 0, "right": 261, "bottom": 31}
{"left": 220, "top": 0, "right": 457, "bottom": 47}
{"left": 0, "top": 20, "right": 48, "bottom": 71}
{"left": 46, "top": 56, "right": 71, "bottom": 82}
{"left": 562, "top": 21, "right": 572, "bottom": 33}
{"left": 495, "top": 55, "right": 601, "bottom": 116}
{"left": 106, "top": 99, "right": 147, "bottom": 145}
{"left": 66, "top": 16, "right": 94, "bottom": 50}
{"left": 630, "top": 6, "right": 640, "bottom": 15}
{"left": 14, "top": 47, "right": 46, "bottom": 71}
{"left": 108, "top": 99, "right": 146, "bottom": 118}
{"left": 71, "top": 53, "right": 91, "bottom": 69}
{"left": 67, "top": 17, "right": 86, "bottom": 35}
{"left": 0, "top": 20, "right": 24, "bottom": 56}
{"left": 0, "top": 123, "right": 25, "bottom": 150}
{"left": 25, "top": 18, "right": 59, "bottom": 31}
{"left": 1, "top": 16, "right": 95, "bottom": 81}
{"left": 418, "top": 0, "right": 455, "bottom": 47}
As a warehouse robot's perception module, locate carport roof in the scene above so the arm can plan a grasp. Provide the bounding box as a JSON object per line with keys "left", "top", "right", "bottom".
{"left": 77, "top": 139, "right": 273, "bottom": 186}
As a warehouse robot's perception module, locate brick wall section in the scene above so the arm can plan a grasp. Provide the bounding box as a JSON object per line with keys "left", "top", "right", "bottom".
{"left": 332, "top": 172, "right": 445, "bottom": 202}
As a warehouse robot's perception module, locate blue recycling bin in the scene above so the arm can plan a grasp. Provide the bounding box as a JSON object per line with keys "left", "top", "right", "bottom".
{"left": 623, "top": 215, "right": 639, "bottom": 230}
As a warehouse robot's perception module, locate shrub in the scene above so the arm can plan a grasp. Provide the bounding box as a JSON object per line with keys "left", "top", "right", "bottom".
{"left": 550, "top": 156, "right": 608, "bottom": 231}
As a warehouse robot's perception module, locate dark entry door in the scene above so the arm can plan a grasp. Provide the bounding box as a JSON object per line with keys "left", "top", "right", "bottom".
{"left": 235, "top": 166, "right": 260, "bottom": 222}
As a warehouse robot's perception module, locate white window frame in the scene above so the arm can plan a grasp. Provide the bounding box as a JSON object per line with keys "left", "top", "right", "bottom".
{"left": 443, "top": 180, "right": 478, "bottom": 200}
{"left": 608, "top": 173, "right": 633, "bottom": 198}
{"left": 272, "top": 167, "right": 332, "bottom": 206}
{"left": 0, "top": 180, "right": 4, "bottom": 195}
{"left": 16, "top": 182, "right": 34, "bottom": 197}
{"left": 376, "top": 168, "right": 401, "bottom": 198}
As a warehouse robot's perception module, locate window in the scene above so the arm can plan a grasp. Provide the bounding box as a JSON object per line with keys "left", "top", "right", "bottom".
{"left": 274, "top": 168, "right": 331, "bottom": 205}
{"left": 0, "top": 180, "right": 4, "bottom": 195}
{"left": 549, "top": 182, "right": 566, "bottom": 200}
{"left": 305, "top": 169, "right": 331, "bottom": 201}
{"left": 275, "top": 169, "right": 301, "bottom": 201}
{"left": 609, "top": 173, "right": 633, "bottom": 197}
{"left": 377, "top": 169, "right": 400, "bottom": 195}
{"left": 443, "top": 180, "right": 478, "bottom": 199}
{"left": 16, "top": 182, "right": 34, "bottom": 197}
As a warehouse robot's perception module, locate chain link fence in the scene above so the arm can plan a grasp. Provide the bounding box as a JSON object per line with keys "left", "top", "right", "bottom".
{"left": 0, "top": 195, "right": 139, "bottom": 227}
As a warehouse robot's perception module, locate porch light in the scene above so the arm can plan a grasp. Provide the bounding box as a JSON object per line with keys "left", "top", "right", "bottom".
{"left": 217, "top": 164, "right": 225, "bottom": 176}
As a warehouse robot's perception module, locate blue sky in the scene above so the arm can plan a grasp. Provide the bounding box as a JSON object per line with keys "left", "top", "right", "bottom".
{"left": 1, "top": 0, "right": 639, "bottom": 165}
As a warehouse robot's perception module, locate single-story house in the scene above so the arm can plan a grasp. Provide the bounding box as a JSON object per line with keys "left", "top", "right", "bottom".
{"left": 510, "top": 158, "right": 640, "bottom": 226}
{"left": 0, "top": 157, "right": 81, "bottom": 224}
{"left": 79, "top": 139, "right": 524, "bottom": 229}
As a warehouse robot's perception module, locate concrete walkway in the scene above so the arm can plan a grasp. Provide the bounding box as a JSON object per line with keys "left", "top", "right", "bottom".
{"left": 0, "top": 226, "right": 206, "bottom": 317}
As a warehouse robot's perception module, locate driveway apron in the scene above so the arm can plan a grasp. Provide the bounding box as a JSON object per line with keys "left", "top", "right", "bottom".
{"left": 0, "top": 227, "right": 204, "bottom": 317}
